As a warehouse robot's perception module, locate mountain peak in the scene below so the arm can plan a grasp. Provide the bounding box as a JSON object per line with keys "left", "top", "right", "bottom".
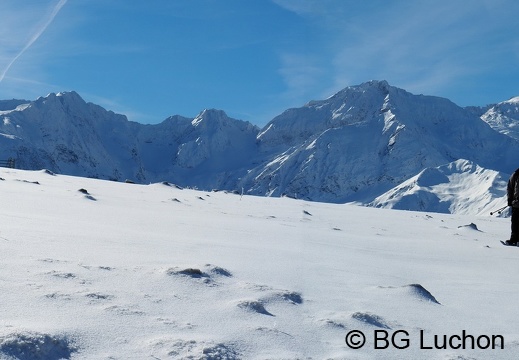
{"left": 481, "top": 95, "right": 519, "bottom": 140}
{"left": 39, "top": 91, "right": 83, "bottom": 102}
{"left": 501, "top": 96, "right": 519, "bottom": 105}
{"left": 190, "top": 109, "right": 258, "bottom": 133}
{"left": 162, "top": 109, "right": 233, "bottom": 128}
{"left": 359, "top": 79, "right": 390, "bottom": 90}
{"left": 192, "top": 109, "right": 231, "bottom": 127}
{"left": 56, "top": 90, "right": 83, "bottom": 100}
{"left": 33, "top": 91, "right": 87, "bottom": 111}
{"left": 320, "top": 80, "right": 391, "bottom": 103}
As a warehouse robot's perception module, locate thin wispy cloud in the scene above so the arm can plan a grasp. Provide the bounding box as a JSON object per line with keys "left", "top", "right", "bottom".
{"left": 273, "top": 0, "right": 519, "bottom": 106}
{"left": 278, "top": 53, "right": 324, "bottom": 102}
{"left": 0, "top": 0, "right": 67, "bottom": 84}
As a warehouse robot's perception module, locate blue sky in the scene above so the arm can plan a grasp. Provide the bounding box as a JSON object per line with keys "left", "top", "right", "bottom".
{"left": 1, "top": 0, "right": 519, "bottom": 125}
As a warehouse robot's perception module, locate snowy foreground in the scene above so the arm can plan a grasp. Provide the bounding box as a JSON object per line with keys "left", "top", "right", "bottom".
{"left": 0, "top": 169, "right": 518, "bottom": 360}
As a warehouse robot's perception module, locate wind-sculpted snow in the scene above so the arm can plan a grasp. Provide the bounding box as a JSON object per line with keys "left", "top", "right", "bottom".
{"left": 0, "top": 331, "right": 77, "bottom": 360}
{"left": 0, "top": 168, "right": 518, "bottom": 358}
{"left": 0, "top": 81, "right": 518, "bottom": 214}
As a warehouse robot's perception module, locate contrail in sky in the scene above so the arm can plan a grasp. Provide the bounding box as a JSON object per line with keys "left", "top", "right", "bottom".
{"left": 0, "top": 0, "right": 68, "bottom": 83}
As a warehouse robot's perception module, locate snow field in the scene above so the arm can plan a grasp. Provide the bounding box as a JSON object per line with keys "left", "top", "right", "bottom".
{"left": 0, "top": 168, "right": 518, "bottom": 359}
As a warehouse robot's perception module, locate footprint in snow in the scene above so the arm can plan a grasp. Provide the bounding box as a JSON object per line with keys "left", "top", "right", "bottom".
{"left": 47, "top": 271, "right": 77, "bottom": 279}
{"left": 38, "top": 258, "right": 69, "bottom": 264}
{"left": 85, "top": 292, "right": 114, "bottom": 301}
{"left": 44, "top": 292, "right": 73, "bottom": 301}
{"left": 105, "top": 304, "right": 145, "bottom": 316}
{"left": 98, "top": 266, "right": 114, "bottom": 271}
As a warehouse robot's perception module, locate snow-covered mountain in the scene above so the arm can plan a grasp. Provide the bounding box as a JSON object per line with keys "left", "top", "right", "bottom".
{"left": 480, "top": 96, "right": 519, "bottom": 140}
{"left": 0, "top": 92, "right": 259, "bottom": 187}
{"left": 0, "top": 81, "right": 518, "bottom": 214}
{"left": 237, "top": 81, "right": 519, "bottom": 208}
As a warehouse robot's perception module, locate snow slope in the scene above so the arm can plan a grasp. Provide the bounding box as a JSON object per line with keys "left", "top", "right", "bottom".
{"left": 371, "top": 159, "right": 509, "bottom": 215}
{"left": 0, "top": 168, "right": 517, "bottom": 359}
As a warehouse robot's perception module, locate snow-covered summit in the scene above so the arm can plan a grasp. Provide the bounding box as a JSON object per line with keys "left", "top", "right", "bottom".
{"left": 258, "top": 80, "right": 394, "bottom": 148}
{"left": 481, "top": 96, "right": 519, "bottom": 140}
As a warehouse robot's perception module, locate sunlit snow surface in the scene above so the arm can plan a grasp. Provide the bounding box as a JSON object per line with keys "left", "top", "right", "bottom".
{"left": 0, "top": 168, "right": 517, "bottom": 359}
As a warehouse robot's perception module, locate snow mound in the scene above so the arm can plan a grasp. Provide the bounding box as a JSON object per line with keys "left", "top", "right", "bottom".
{"left": 457, "top": 223, "right": 482, "bottom": 232}
{"left": 351, "top": 312, "right": 391, "bottom": 329}
{"left": 149, "top": 338, "right": 241, "bottom": 360}
{"left": 403, "top": 284, "right": 441, "bottom": 304}
{"left": 378, "top": 284, "right": 441, "bottom": 304}
{"left": 205, "top": 264, "right": 233, "bottom": 277}
{"left": 261, "top": 290, "right": 303, "bottom": 305}
{"left": 166, "top": 264, "right": 233, "bottom": 284}
{"left": 236, "top": 300, "right": 274, "bottom": 316}
{"left": 167, "top": 267, "right": 207, "bottom": 278}
{"left": 0, "top": 331, "right": 77, "bottom": 360}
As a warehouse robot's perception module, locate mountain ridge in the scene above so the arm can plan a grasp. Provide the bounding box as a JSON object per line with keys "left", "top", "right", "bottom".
{"left": 0, "top": 80, "right": 517, "bottom": 214}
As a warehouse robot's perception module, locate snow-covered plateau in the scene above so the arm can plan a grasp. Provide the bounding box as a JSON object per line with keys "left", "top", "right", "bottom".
{"left": 1, "top": 80, "right": 518, "bottom": 215}
{"left": 0, "top": 168, "right": 517, "bottom": 359}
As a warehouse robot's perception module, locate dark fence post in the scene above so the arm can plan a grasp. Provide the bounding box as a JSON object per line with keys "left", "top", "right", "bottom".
{"left": 0, "top": 158, "right": 16, "bottom": 169}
